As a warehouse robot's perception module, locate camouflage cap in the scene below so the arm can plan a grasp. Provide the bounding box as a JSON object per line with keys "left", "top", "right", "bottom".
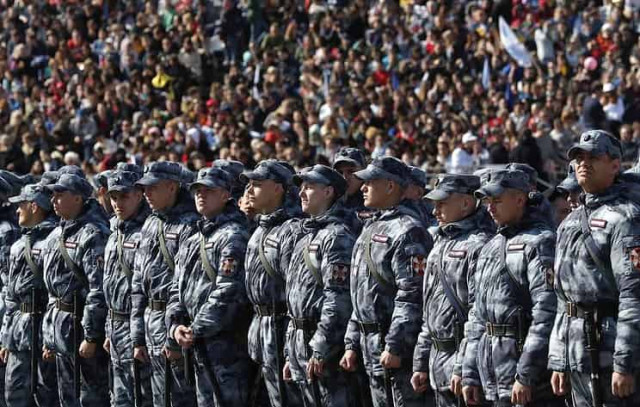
{"left": 556, "top": 165, "right": 580, "bottom": 194}
{"left": 506, "top": 163, "right": 538, "bottom": 188}
{"left": 39, "top": 171, "right": 60, "bottom": 186}
{"left": 136, "top": 162, "right": 184, "bottom": 186}
{"left": 212, "top": 159, "right": 245, "bottom": 182}
{"left": 57, "top": 165, "right": 86, "bottom": 178}
{"left": 239, "top": 159, "right": 294, "bottom": 186}
{"left": 408, "top": 166, "right": 428, "bottom": 188}
{"left": 46, "top": 174, "right": 93, "bottom": 199}
{"left": 354, "top": 156, "right": 411, "bottom": 187}
{"left": 0, "top": 170, "right": 34, "bottom": 197}
{"left": 94, "top": 170, "right": 113, "bottom": 189}
{"left": 475, "top": 169, "right": 530, "bottom": 199}
{"left": 189, "top": 167, "right": 233, "bottom": 192}
{"left": 426, "top": 174, "right": 481, "bottom": 201}
{"left": 107, "top": 170, "right": 143, "bottom": 193}
{"left": 333, "top": 147, "right": 366, "bottom": 169}
{"left": 567, "top": 129, "right": 622, "bottom": 160}
{"left": 8, "top": 184, "right": 52, "bottom": 211}
{"left": 293, "top": 165, "right": 347, "bottom": 197}
{"left": 115, "top": 162, "right": 144, "bottom": 177}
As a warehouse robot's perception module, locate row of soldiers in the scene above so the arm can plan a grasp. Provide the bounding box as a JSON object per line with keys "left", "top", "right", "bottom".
{"left": 0, "top": 129, "right": 637, "bottom": 407}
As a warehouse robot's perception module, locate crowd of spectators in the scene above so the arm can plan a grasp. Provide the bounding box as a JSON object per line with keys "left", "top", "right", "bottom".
{"left": 1, "top": 0, "right": 640, "bottom": 187}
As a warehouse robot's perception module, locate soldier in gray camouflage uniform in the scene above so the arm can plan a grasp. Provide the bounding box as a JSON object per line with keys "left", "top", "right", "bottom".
{"left": 282, "top": 165, "right": 355, "bottom": 406}
{"left": 102, "top": 169, "right": 153, "bottom": 407}
{"left": 404, "top": 166, "right": 436, "bottom": 229}
{"left": 131, "top": 162, "right": 199, "bottom": 407}
{"left": 549, "top": 130, "right": 640, "bottom": 406}
{"left": 340, "top": 157, "right": 433, "bottom": 407}
{"left": 0, "top": 174, "right": 23, "bottom": 407}
{"left": 166, "top": 167, "right": 251, "bottom": 407}
{"left": 411, "top": 174, "right": 494, "bottom": 407}
{"left": 461, "top": 169, "right": 560, "bottom": 407}
{"left": 41, "top": 173, "right": 111, "bottom": 407}
{"left": 242, "top": 159, "right": 303, "bottom": 407}
{"left": 1, "top": 184, "right": 58, "bottom": 407}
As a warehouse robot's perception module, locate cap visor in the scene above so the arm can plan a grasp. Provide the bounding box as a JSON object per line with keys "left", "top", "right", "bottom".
{"left": 556, "top": 179, "right": 580, "bottom": 194}
{"left": 135, "top": 175, "right": 162, "bottom": 186}
{"left": 474, "top": 184, "right": 505, "bottom": 199}
{"left": 353, "top": 167, "right": 380, "bottom": 181}
{"left": 188, "top": 180, "right": 226, "bottom": 191}
{"left": 8, "top": 195, "right": 27, "bottom": 204}
{"left": 107, "top": 185, "right": 136, "bottom": 194}
{"left": 333, "top": 158, "right": 360, "bottom": 169}
{"left": 239, "top": 171, "right": 268, "bottom": 184}
{"left": 567, "top": 144, "right": 599, "bottom": 160}
{"left": 292, "top": 173, "right": 328, "bottom": 187}
{"left": 425, "top": 189, "right": 451, "bottom": 201}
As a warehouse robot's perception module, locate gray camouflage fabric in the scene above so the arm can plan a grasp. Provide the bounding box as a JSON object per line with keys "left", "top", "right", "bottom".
{"left": 166, "top": 201, "right": 251, "bottom": 407}
{"left": 41, "top": 201, "right": 111, "bottom": 406}
{"left": 284, "top": 201, "right": 355, "bottom": 406}
{"left": 344, "top": 200, "right": 433, "bottom": 407}
{"left": 2, "top": 215, "right": 58, "bottom": 407}
{"left": 549, "top": 180, "right": 640, "bottom": 405}
{"left": 130, "top": 189, "right": 199, "bottom": 407}
{"left": 413, "top": 208, "right": 493, "bottom": 403}
{"left": 103, "top": 202, "right": 152, "bottom": 407}
{"left": 462, "top": 205, "right": 557, "bottom": 404}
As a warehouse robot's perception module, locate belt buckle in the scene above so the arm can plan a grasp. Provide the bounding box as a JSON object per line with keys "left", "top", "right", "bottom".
{"left": 566, "top": 302, "right": 577, "bottom": 317}
{"left": 485, "top": 323, "right": 493, "bottom": 336}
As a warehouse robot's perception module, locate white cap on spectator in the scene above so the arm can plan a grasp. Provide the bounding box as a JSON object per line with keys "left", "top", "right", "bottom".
{"left": 462, "top": 132, "right": 478, "bottom": 144}
{"left": 603, "top": 82, "right": 616, "bottom": 93}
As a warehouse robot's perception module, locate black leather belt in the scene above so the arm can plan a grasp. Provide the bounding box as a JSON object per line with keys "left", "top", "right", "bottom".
{"left": 485, "top": 323, "right": 518, "bottom": 337}
{"left": 431, "top": 337, "right": 457, "bottom": 353}
{"left": 19, "top": 302, "right": 43, "bottom": 314}
{"left": 565, "top": 301, "right": 618, "bottom": 320}
{"left": 148, "top": 300, "right": 166, "bottom": 311}
{"left": 292, "top": 318, "right": 317, "bottom": 331}
{"left": 109, "top": 309, "right": 130, "bottom": 321}
{"left": 254, "top": 303, "right": 287, "bottom": 316}
{"left": 357, "top": 322, "right": 379, "bottom": 335}
{"left": 55, "top": 298, "right": 75, "bottom": 313}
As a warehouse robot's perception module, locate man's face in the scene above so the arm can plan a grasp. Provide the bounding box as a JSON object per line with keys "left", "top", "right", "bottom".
{"left": 335, "top": 163, "right": 363, "bottom": 197}
{"left": 109, "top": 189, "right": 143, "bottom": 221}
{"left": 299, "top": 182, "right": 332, "bottom": 216}
{"left": 404, "top": 184, "right": 425, "bottom": 201}
{"left": 193, "top": 185, "right": 229, "bottom": 218}
{"left": 552, "top": 195, "right": 572, "bottom": 227}
{"left": 568, "top": 191, "right": 581, "bottom": 210}
{"left": 483, "top": 189, "right": 526, "bottom": 227}
{"left": 98, "top": 186, "right": 113, "bottom": 214}
{"left": 574, "top": 151, "right": 619, "bottom": 194}
{"left": 245, "top": 179, "right": 282, "bottom": 214}
{"left": 17, "top": 201, "right": 38, "bottom": 227}
{"left": 143, "top": 180, "right": 178, "bottom": 212}
{"left": 52, "top": 190, "right": 81, "bottom": 220}
{"left": 433, "top": 193, "right": 473, "bottom": 225}
{"left": 361, "top": 178, "right": 394, "bottom": 209}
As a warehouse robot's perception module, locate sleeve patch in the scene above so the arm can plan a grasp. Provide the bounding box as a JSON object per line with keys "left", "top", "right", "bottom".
{"left": 165, "top": 232, "right": 178, "bottom": 240}
{"left": 372, "top": 234, "right": 389, "bottom": 244}
{"left": 122, "top": 241, "right": 137, "bottom": 249}
{"left": 31, "top": 249, "right": 41, "bottom": 255}
{"left": 448, "top": 250, "right": 467, "bottom": 259}
{"left": 64, "top": 241, "right": 78, "bottom": 249}
{"left": 264, "top": 236, "right": 279, "bottom": 249}
{"left": 308, "top": 243, "right": 320, "bottom": 252}
{"left": 507, "top": 243, "right": 525, "bottom": 252}
{"left": 331, "top": 264, "right": 349, "bottom": 284}
{"left": 411, "top": 255, "right": 427, "bottom": 277}
{"left": 221, "top": 258, "right": 237, "bottom": 276}
{"left": 590, "top": 219, "right": 608, "bottom": 229}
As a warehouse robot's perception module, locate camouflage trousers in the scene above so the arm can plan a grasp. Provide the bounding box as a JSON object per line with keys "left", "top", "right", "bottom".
{"left": 261, "top": 364, "right": 303, "bottom": 407}
{"left": 149, "top": 353, "right": 196, "bottom": 407}
{"left": 192, "top": 343, "right": 250, "bottom": 407}
{"left": 109, "top": 354, "right": 153, "bottom": 407}
{"left": 570, "top": 370, "right": 640, "bottom": 407}
{"left": 55, "top": 345, "right": 110, "bottom": 407}
{"left": 5, "top": 350, "right": 58, "bottom": 407}
{"left": 294, "top": 369, "right": 355, "bottom": 407}
{"left": 368, "top": 369, "right": 426, "bottom": 407}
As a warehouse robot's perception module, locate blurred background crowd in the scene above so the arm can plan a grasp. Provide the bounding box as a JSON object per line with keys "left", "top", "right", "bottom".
{"left": 1, "top": 0, "right": 640, "bottom": 188}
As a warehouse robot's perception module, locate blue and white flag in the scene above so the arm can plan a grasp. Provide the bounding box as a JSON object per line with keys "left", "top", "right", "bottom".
{"left": 499, "top": 17, "right": 533, "bottom": 68}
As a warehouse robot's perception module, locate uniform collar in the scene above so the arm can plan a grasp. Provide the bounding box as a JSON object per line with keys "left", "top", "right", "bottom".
{"left": 198, "top": 200, "right": 247, "bottom": 234}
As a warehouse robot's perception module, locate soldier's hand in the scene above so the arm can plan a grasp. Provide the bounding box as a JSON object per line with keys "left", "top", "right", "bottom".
{"left": 163, "top": 346, "right": 181, "bottom": 361}
{"left": 42, "top": 346, "right": 55, "bottom": 362}
{"left": 103, "top": 338, "right": 111, "bottom": 354}
{"left": 339, "top": 350, "right": 358, "bottom": 372}
{"left": 174, "top": 325, "right": 194, "bottom": 349}
{"left": 283, "top": 361, "right": 292, "bottom": 382}
{"left": 380, "top": 350, "right": 401, "bottom": 369}
{"left": 450, "top": 374, "right": 463, "bottom": 396}
{"left": 612, "top": 372, "right": 635, "bottom": 398}
{"left": 307, "top": 357, "right": 324, "bottom": 380}
{"left": 551, "top": 371, "right": 568, "bottom": 396}
{"left": 79, "top": 340, "right": 97, "bottom": 359}
{"left": 0, "top": 348, "right": 8, "bottom": 363}
{"left": 511, "top": 379, "right": 532, "bottom": 405}
{"left": 410, "top": 372, "right": 429, "bottom": 393}
{"left": 134, "top": 346, "right": 150, "bottom": 363}
{"left": 462, "top": 385, "right": 482, "bottom": 405}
